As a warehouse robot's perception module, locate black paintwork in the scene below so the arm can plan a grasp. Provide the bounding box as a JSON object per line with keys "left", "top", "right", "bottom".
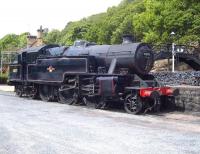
{"left": 7, "top": 41, "right": 177, "bottom": 114}
{"left": 8, "top": 42, "right": 156, "bottom": 91}
{"left": 9, "top": 45, "right": 64, "bottom": 83}
{"left": 28, "top": 57, "right": 88, "bottom": 82}
{"left": 63, "top": 42, "right": 154, "bottom": 75}
{"left": 9, "top": 65, "right": 22, "bottom": 81}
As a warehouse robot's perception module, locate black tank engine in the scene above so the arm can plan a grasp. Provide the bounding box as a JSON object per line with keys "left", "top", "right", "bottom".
{"left": 8, "top": 38, "right": 178, "bottom": 114}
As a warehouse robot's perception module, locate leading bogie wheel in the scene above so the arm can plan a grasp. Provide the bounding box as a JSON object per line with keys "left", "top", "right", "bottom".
{"left": 15, "top": 85, "right": 23, "bottom": 97}
{"left": 124, "top": 94, "right": 143, "bottom": 114}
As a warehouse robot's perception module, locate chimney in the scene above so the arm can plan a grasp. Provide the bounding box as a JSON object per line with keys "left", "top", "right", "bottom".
{"left": 122, "top": 34, "right": 134, "bottom": 44}
{"left": 36, "top": 25, "right": 45, "bottom": 46}
{"left": 27, "top": 33, "right": 37, "bottom": 48}
{"left": 37, "top": 25, "right": 44, "bottom": 39}
{"left": 26, "top": 26, "right": 46, "bottom": 48}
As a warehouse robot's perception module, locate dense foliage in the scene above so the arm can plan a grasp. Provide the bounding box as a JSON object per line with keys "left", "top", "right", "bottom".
{"left": 0, "top": 33, "right": 28, "bottom": 51}
{"left": 0, "top": 0, "right": 199, "bottom": 51}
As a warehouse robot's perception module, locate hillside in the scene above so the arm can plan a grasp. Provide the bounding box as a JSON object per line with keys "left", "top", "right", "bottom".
{"left": 0, "top": 0, "right": 200, "bottom": 51}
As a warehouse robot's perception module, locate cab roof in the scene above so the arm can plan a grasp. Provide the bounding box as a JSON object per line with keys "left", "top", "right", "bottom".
{"left": 21, "top": 44, "right": 59, "bottom": 53}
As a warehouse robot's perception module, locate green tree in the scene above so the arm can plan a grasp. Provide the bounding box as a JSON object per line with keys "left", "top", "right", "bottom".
{"left": 133, "top": 0, "right": 200, "bottom": 44}
{"left": 43, "top": 30, "right": 61, "bottom": 44}
{"left": 1, "top": 0, "right": 199, "bottom": 47}
{"left": 0, "top": 33, "right": 28, "bottom": 51}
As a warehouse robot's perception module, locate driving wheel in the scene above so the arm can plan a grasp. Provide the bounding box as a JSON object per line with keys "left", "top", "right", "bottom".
{"left": 29, "top": 87, "right": 39, "bottom": 99}
{"left": 39, "top": 85, "right": 54, "bottom": 102}
{"left": 59, "top": 86, "right": 78, "bottom": 105}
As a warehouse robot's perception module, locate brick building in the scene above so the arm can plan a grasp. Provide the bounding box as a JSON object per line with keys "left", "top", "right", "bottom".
{"left": 27, "top": 26, "right": 47, "bottom": 48}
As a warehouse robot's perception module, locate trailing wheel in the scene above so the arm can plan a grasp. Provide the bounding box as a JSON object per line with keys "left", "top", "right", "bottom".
{"left": 39, "top": 85, "right": 54, "bottom": 102}
{"left": 15, "top": 85, "right": 23, "bottom": 97}
{"left": 124, "top": 94, "right": 143, "bottom": 114}
{"left": 29, "top": 86, "right": 39, "bottom": 99}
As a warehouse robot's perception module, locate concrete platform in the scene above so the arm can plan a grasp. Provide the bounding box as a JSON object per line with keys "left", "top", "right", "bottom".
{"left": 0, "top": 85, "right": 14, "bottom": 92}
{"left": 0, "top": 91, "right": 200, "bottom": 154}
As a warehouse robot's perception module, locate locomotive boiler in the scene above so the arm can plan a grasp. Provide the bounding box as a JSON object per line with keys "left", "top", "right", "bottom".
{"left": 64, "top": 36, "right": 154, "bottom": 75}
{"left": 8, "top": 35, "right": 178, "bottom": 114}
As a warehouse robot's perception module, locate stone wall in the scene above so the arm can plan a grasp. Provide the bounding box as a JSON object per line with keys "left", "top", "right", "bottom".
{"left": 173, "top": 86, "right": 200, "bottom": 112}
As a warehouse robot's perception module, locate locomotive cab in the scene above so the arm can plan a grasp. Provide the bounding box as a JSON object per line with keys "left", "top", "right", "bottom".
{"left": 9, "top": 44, "right": 60, "bottom": 84}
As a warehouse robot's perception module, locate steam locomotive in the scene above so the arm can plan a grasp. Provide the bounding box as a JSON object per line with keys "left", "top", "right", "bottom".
{"left": 8, "top": 35, "right": 178, "bottom": 114}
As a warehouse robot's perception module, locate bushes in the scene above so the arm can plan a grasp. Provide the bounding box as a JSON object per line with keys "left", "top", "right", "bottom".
{"left": 0, "top": 74, "right": 8, "bottom": 84}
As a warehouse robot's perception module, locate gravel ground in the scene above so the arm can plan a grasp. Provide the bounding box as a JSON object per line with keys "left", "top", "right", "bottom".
{"left": 0, "top": 91, "right": 200, "bottom": 154}
{"left": 152, "top": 71, "right": 200, "bottom": 86}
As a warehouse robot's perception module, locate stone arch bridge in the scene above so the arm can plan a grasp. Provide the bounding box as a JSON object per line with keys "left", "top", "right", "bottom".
{"left": 153, "top": 44, "right": 200, "bottom": 70}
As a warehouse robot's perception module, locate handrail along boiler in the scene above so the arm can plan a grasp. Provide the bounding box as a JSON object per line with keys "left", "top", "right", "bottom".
{"left": 8, "top": 36, "right": 178, "bottom": 114}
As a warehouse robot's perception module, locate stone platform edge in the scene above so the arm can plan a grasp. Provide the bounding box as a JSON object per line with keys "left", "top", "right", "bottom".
{"left": 170, "top": 86, "right": 200, "bottom": 112}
